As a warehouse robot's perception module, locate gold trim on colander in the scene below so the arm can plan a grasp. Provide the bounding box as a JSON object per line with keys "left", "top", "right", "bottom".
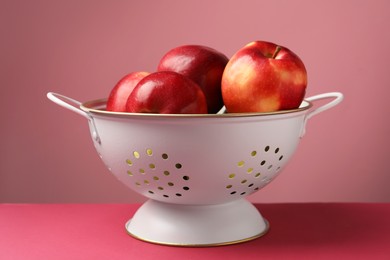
{"left": 125, "top": 219, "right": 270, "bottom": 247}
{"left": 80, "top": 98, "right": 313, "bottom": 118}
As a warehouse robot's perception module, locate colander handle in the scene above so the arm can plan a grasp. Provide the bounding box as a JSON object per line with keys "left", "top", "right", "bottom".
{"left": 305, "top": 92, "right": 344, "bottom": 120}
{"left": 46, "top": 92, "right": 89, "bottom": 119}
{"left": 47, "top": 92, "right": 102, "bottom": 144}
{"left": 300, "top": 92, "right": 344, "bottom": 137}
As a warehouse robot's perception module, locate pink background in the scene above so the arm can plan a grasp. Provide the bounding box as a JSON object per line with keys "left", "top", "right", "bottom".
{"left": 1, "top": 0, "right": 389, "bottom": 203}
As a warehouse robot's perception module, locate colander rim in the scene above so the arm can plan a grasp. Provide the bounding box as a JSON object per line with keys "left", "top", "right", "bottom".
{"left": 80, "top": 98, "right": 313, "bottom": 118}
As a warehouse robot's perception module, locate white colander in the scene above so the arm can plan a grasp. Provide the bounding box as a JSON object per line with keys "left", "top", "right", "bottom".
{"left": 47, "top": 91, "right": 343, "bottom": 246}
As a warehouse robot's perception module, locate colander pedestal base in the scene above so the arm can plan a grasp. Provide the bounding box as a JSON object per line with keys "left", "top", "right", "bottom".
{"left": 125, "top": 199, "right": 269, "bottom": 247}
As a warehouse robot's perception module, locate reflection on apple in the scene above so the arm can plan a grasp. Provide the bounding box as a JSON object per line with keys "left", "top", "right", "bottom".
{"left": 157, "top": 45, "right": 228, "bottom": 113}
{"left": 106, "top": 71, "right": 150, "bottom": 112}
{"left": 125, "top": 71, "right": 207, "bottom": 114}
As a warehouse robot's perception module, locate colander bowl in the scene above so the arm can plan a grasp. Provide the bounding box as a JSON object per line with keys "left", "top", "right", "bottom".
{"left": 47, "top": 92, "right": 343, "bottom": 246}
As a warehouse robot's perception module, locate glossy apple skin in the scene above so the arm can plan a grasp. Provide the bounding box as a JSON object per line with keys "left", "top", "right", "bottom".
{"left": 157, "top": 45, "right": 228, "bottom": 113}
{"left": 125, "top": 71, "right": 207, "bottom": 114}
{"left": 221, "top": 41, "right": 307, "bottom": 113}
{"left": 106, "top": 71, "right": 150, "bottom": 112}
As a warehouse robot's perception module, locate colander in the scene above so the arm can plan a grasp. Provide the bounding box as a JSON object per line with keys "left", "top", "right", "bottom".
{"left": 47, "top": 91, "right": 343, "bottom": 246}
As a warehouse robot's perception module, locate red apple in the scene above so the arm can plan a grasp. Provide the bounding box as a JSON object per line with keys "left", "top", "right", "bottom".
{"left": 106, "top": 71, "right": 149, "bottom": 112}
{"left": 126, "top": 71, "right": 207, "bottom": 114}
{"left": 221, "top": 41, "right": 307, "bottom": 113}
{"left": 157, "top": 45, "right": 228, "bottom": 113}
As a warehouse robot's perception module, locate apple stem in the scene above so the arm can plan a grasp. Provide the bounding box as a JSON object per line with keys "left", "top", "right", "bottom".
{"left": 272, "top": 46, "right": 282, "bottom": 59}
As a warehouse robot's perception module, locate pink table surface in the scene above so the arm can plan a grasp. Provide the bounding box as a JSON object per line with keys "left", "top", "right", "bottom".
{"left": 1, "top": 203, "right": 389, "bottom": 260}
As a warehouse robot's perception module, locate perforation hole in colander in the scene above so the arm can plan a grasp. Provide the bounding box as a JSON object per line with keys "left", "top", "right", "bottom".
{"left": 125, "top": 148, "right": 191, "bottom": 199}
{"left": 225, "top": 145, "right": 284, "bottom": 197}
